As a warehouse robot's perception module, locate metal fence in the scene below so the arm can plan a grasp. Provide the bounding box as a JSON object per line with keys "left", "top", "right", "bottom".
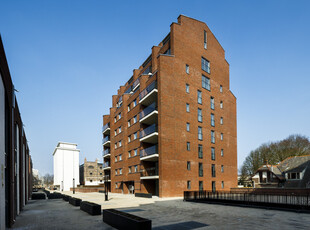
{"left": 184, "top": 190, "right": 310, "bottom": 211}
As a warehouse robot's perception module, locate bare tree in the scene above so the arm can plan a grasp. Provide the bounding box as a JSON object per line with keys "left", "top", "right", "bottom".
{"left": 43, "top": 173, "right": 54, "bottom": 187}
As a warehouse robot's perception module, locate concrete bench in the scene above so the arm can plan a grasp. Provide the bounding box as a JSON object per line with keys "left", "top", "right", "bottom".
{"left": 48, "top": 192, "right": 63, "bottom": 199}
{"left": 62, "top": 195, "right": 70, "bottom": 201}
{"left": 80, "top": 201, "right": 101, "bottom": 215}
{"left": 135, "top": 193, "right": 152, "bottom": 198}
{"left": 102, "top": 209, "right": 151, "bottom": 230}
{"left": 31, "top": 192, "right": 46, "bottom": 200}
{"left": 69, "top": 197, "right": 82, "bottom": 206}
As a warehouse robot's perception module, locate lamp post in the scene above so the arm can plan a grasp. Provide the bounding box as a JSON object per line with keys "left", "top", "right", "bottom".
{"left": 104, "top": 175, "right": 109, "bottom": 201}
{"left": 73, "top": 178, "right": 75, "bottom": 194}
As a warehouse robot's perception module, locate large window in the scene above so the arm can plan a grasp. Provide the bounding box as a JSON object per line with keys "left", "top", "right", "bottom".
{"left": 201, "top": 57, "right": 210, "bottom": 73}
{"left": 198, "top": 144, "right": 203, "bottom": 159}
{"left": 197, "top": 90, "right": 202, "bottom": 104}
{"left": 211, "top": 147, "right": 215, "bottom": 160}
{"left": 210, "top": 97, "right": 215, "bottom": 110}
{"left": 198, "top": 108, "right": 202, "bottom": 122}
{"left": 198, "top": 126, "right": 203, "bottom": 140}
{"left": 204, "top": 30, "right": 207, "bottom": 49}
{"left": 211, "top": 130, "right": 215, "bottom": 143}
{"left": 202, "top": 75, "right": 210, "bottom": 91}
{"left": 211, "top": 113, "right": 215, "bottom": 127}
{"left": 199, "top": 163, "right": 203, "bottom": 177}
{"left": 212, "top": 164, "right": 216, "bottom": 177}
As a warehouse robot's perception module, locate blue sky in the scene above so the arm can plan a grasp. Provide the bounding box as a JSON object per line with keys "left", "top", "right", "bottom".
{"left": 1, "top": 0, "right": 310, "bottom": 176}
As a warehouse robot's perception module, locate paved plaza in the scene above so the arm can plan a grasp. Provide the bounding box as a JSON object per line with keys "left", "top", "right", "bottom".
{"left": 11, "top": 192, "right": 310, "bottom": 230}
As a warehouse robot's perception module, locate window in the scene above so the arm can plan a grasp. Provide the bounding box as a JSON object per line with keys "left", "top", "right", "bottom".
{"left": 114, "top": 130, "right": 117, "bottom": 136}
{"left": 114, "top": 117, "right": 116, "bottom": 123}
{"left": 120, "top": 168, "right": 122, "bottom": 175}
{"left": 128, "top": 120, "right": 131, "bottom": 127}
{"left": 221, "top": 149, "right": 224, "bottom": 157}
{"left": 220, "top": 85, "right": 223, "bottom": 93}
{"left": 90, "top": 172, "right": 93, "bottom": 175}
{"left": 211, "top": 147, "right": 215, "bottom": 160}
{"left": 186, "top": 103, "right": 190, "bottom": 112}
{"left": 114, "top": 143, "right": 117, "bottom": 149}
{"left": 118, "top": 113, "right": 121, "bottom": 119}
{"left": 100, "top": 173, "right": 102, "bottom": 175}
{"left": 198, "top": 144, "right": 203, "bottom": 159}
{"left": 198, "top": 126, "right": 203, "bottom": 140}
{"left": 221, "top": 133, "right": 223, "bottom": 141}
{"left": 90, "top": 180, "right": 93, "bottom": 182}
{"left": 115, "top": 183, "right": 118, "bottom": 189}
{"left": 129, "top": 166, "right": 132, "bottom": 173}
{"left": 211, "top": 131, "right": 215, "bottom": 143}
{"left": 220, "top": 101, "right": 223, "bottom": 109}
{"left": 201, "top": 57, "right": 210, "bottom": 73}
{"left": 119, "top": 140, "right": 122, "bottom": 147}
{"left": 186, "top": 123, "right": 190, "bottom": 132}
{"left": 202, "top": 75, "right": 210, "bottom": 91}
{"left": 134, "top": 132, "right": 138, "bottom": 140}
{"left": 212, "top": 164, "right": 216, "bottom": 177}
{"left": 186, "top": 84, "right": 189, "bottom": 93}
{"left": 287, "top": 172, "right": 301, "bottom": 180}
{"left": 133, "top": 115, "right": 137, "bottom": 123}
{"left": 204, "top": 30, "right": 207, "bottom": 49}
{"left": 133, "top": 99, "right": 137, "bottom": 107}
{"left": 211, "top": 113, "right": 215, "bottom": 127}
{"left": 128, "top": 105, "right": 130, "bottom": 111}
{"left": 134, "top": 165, "right": 138, "bottom": 173}
{"left": 119, "top": 154, "right": 122, "bottom": 161}
{"left": 187, "top": 142, "right": 190, "bottom": 151}
{"left": 186, "top": 64, "right": 189, "bottom": 74}
{"left": 212, "top": 181, "right": 216, "bottom": 192}
{"left": 199, "top": 163, "right": 203, "bottom": 177}
{"left": 221, "top": 165, "right": 224, "bottom": 173}
{"left": 221, "top": 181, "right": 224, "bottom": 189}
{"left": 199, "top": 181, "right": 203, "bottom": 191}
{"left": 187, "top": 161, "right": 191, "bottom": 170}
{"left": 128, "top": 136, "right": 131, "bottom": 143}
{"left": 187, "top": 181, "right": 191, "bottom": 190}
{"left": 115, "top": 169, "right": 118, "bottom": 175}
{"left": 134, "top": 148, "right": 138, "bottom": 156}
{"left": 210, "top": 97, "right": 215, "bottom": 110}
{"left": 100, "top": 180, "right": 102, "bottom": 182}
{"left": 220, "top": 117, "right": 223, "bottom": 125}
{"left": 197, "top": 90, "right": 202, "bottom": 104}
{"left": 198, "top": 108, "right": 202, "bottom": 122}
{"left": 115, "top": 156, "right": 118, "bottom": 162}
{"left": 119, "top": 126, "right": 122, "bottom": 133}
{"left": 128, "top": 151, "right": 131, "bottom": 158}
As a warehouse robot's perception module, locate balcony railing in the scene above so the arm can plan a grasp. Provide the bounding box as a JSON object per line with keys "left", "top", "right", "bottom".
{"left": 140, "top": 145, "right": 158, "bottom": 158}
{"left": 140, "top": 167, "right": 158, "bottom": 177}
{"left": 103, "top": 162, "right": 110, "bottom": 168}
{"left": 139, "top": 102, "right": 157, "bottom": 120}
{"left": 139, "top": 81, "right": 157, "bottom": 101}
{"left": 102, "top": 136, "right": 110, "bottom": 144}
{"left": 103, "top": 149, "right": 110, "bottom": 156}
{"left": 102, "top": 123, "right": 110, "bottom": 132}
{"left": 140, "top": 124, "right": 157, "bottom": 139}
{"left": 124, "top": 86, "right": 132, "bottom": 94}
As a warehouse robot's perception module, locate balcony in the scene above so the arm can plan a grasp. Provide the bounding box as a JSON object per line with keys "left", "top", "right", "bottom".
{"left": 140, "top": 145, "right": 158, "bottom": 161}
{"left": 140, "top": 124, "right": 158, "bottom": 144}
{"left": 103, "top": 162, "right": 111, "bottom": 170}
{"left": 102, "top": 123, "right": 110, "bottom": 135}
{"left": 102, "top": 136, "right": 110, "bottom": 147}
{"left": 140, "top": 167, "right": 159, "bottom": 180}
{"left": 132, "top": 78, "right": 140, "bottom": 92}
{"left": 103, "top": 149, "right": 111, "bottom": 158}
{"left": 139, "top": 102, "right": 158, "bottom": 125}
{"left": 139, "top": 81, "right": 157, "bottom": 106}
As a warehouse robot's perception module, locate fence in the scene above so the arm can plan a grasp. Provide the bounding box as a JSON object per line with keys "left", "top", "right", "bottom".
{"left": 184, "top": 190, "right": 310, "bottom": 211}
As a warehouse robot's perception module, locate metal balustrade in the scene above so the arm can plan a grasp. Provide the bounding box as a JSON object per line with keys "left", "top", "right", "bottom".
{"left": 139, "top": 81, "right": 157, "bottom": 101}
{"left": 140, "top": 124, "right": 157, "bottom": 139}
{"left": 140, "top": 145, "right": 158, "bottom": 158}
{"left": 139, "top": 102, "right": 157, "bottom": 120}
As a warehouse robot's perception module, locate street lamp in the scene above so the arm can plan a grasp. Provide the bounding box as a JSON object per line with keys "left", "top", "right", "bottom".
{"left": 73, "top": 178, "right": 75, "bottom": 194}
{"left": 104, "top": 175, "right": 109, "bottom": 201}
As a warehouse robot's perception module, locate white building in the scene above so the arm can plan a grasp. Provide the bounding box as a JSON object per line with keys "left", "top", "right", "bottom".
{"left": 53, "top": 142, "right": 80, "bottom": 191}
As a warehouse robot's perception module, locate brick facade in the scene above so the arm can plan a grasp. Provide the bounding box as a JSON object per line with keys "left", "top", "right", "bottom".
{"left": 102, "top": 15, "right": 237, "bottom": 197}
{"left": 79, "top": 158, "right": 104, "bottom": 186}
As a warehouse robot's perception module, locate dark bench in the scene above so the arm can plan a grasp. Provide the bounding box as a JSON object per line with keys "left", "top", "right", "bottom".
{"left": 63, "top": 195, "right": 70, "bottom": 201}
{"left": 98, "top": 190, "right": 105, "bottom": 193}
{"left": 48, "top": 192, "right": 63, "bottom": 199}
{"left": 69, "top": 197, "right": 82, "bottom": 206}
{"left": 31, "top": 192, "right": 46, "bottom": 200}
{"left": 135, "top": 193, "right": 152, "bottom": 198}
{"left": 80, "top": 201, "right": 101, "bottom": 215}
{"left": 102, "top": 209, "right": 151, "bottom": 230}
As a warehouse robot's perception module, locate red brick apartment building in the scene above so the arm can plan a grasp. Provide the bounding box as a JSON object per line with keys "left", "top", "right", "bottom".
{"left": 102, "top": 15, "right": 237, "bottom": 197}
